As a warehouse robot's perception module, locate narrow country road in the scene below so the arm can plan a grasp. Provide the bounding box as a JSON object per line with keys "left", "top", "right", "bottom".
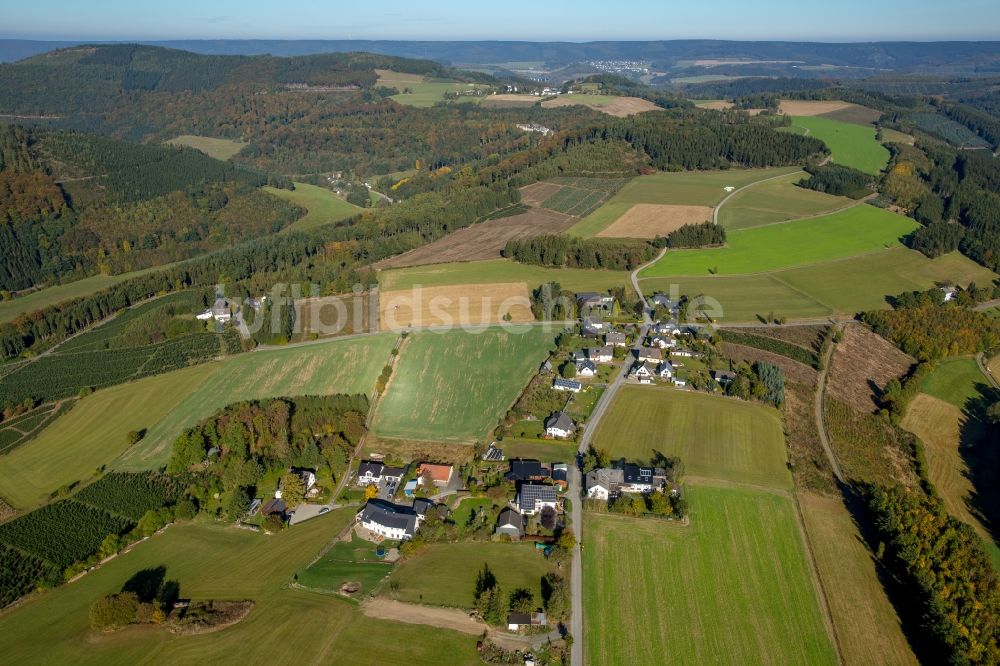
{"left": 711, "top": 169, "right": 803, "bottom": 226}
{"left": 569, "top": 249, "right": 661, "bottom": 666}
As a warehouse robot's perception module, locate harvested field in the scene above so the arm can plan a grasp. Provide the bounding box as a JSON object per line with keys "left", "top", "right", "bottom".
{"left": 519, "top": 181, "right": 562, "bottom": 206}
{"left": 480, "top": 94, "right": 538, "bottom": 109}
{"left": 820, "top": 105, "right": 883, "bottom": 126}
{"left": 779, "top": 100, "right": 854, "bottom": 116}
{"left": 361, "top": 437, "right": 475, "bottom": 467}
{"left": 695, "top": 100, "right": 734, "bottom": 111}
{"left": 379, "top": 283, "right": 533, "bottom": 330}
{"left": 722, "top": 342, "right": 818, "bottom": 387}
{"left": 295, "top": 292, "right": 374, "bottom": 339}
{"left": 798, "top": 491, "right": 919, "bottom": 666}
{"left": 827, "top": 324, "right": 914, "bottom": 413}
{"left": 595, "top": 204, "right": 714, "bottom": 238}
{"left": 541, "top": 95, "right": 660, "bottom": 117}
{"left": 374, "top": 208, "right": 574, "bottom": 269}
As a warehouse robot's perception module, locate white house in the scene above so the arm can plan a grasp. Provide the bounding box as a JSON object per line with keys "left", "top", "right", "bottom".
{"left": 516, "top": 483, "right": 559, "bottom": 515}
{"left": 357, "top": 461, "right": 384, "bottom": 486}
{"left": 196, "top": 297, "right": 232, "bottom": 322}
{"left": 356, "top": 499, "right": 420, "bottom": 540}
{"left": 585, "top": 467, "right": 624, "bottom": 500}
{"left": 545, "top": 412, "right": 575, "bottom": 439}
{"left": 712, "top": 370, "right": 737, "bottom": 386}
{"left": 649, "top": 336, "right": 676, "bottom": 350}
{"left": 605, "top": 331, "right": 627, "bottom": 347}
{"left": 588, "top": 346, "right": 614, "bottom": 363}
{"left": 671, "top": 347, "right": 696, "bottom": 358}
{"left": 656, "top": 361, "right": 676, "bottom": 381}
{"left": 637, "top": 347, "right": 662, "bottom": 363}
{"left": 631, "top": 361, "right": 655, "bottom": 385}
{"left": 576, "top": 359, "right": 597, "bottom": 378}
{"left": 553, "top": 378, "right": 583, "bottom": 393}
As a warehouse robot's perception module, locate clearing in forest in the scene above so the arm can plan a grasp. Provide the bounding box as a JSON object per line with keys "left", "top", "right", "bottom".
{"left": 165, "top": 135, "right": 246, "bottom": 161}
{"left": 790, "top": 116, "right": 890, "bottom": 174}
{"left": 372, "top": 327, "right": 555, "bottom": 442}
{"left": 379, "top": 283, "right": 533, "bottom": 329}
{"left": 583, "top": 486, "right": 836, "bottom": 666}
{"left": 595, "top": 204, "right": 714, "bottom": 238}
{"left": 264, "top": 182, "right": 361, "bottom": 233}
{"left": 540, "top": 95, "right": 660, "bottom": 117}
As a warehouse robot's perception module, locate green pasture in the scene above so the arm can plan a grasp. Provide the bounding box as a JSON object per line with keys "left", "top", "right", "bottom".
{"left": 717, "top": 172, "right": 853, "bottom": 230}
{"left": 372, "top": 327, "right": 555, "bottom": 442}
{"left": 117, "top": 334, "right": 396, "bottom": 470}
{"left": 641, "top": 205, "right": 917, "bottom": 277}
{"left": 165, "top": 135, "right": 246, "bottom": 161}
{"left": 584, "top": 486, "right": 836, "bottom": 665}
{"left": 592, "top": 386, "right": 791, "bottom": 490}
{"left": 0, "top": 510, "right": 479, "bottom": 664}
{"left": 378, "top": 259, "right": 629, "bottom": 293}
{"left": 264, "top": 182, "right": 361, "bottom": 233}
{"left": 791, "top": 116, "right": 890, "bottom": 174}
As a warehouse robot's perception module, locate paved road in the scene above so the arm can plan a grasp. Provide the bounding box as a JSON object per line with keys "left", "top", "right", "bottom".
{"left": 569, "top": 250, "right": 660, "bottom": 666}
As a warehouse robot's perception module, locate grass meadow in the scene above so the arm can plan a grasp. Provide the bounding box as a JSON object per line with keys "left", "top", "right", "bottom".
{"left": 791, "top": 116, "right": 890, "bottom": 174}
{"left": 639, "top": 247, "right": 995, "bottom": 322}
{"left": 583, "top": 486, "right": 836, "bottom": 665}
{"left": 641, "top": 205, "right": 917, "bottom": 277}
{"left": 165, "top": 135, "right": 246, "bottom": 161}
{"left": 386, "top": 542, "right": 554, "bottom": 608}
{"left": 264, "top": 182, "right": 361, "bottom": 233}
{"left": 570, "top": 167, "right": 797, "bottom": 236}
{"left": 372, "top": 327, "right": 555, "bottom": 441}
{"left": 376, "top": 69, "right": 488, "bottom": 107}
{"left": 117, "top": 334, "right": 396, "bottom": 470}
{"left": 378, "top": 259, "right": 629, "bottom": 293}
{"left": 920, "top": 357, "right": 994, "bottom": 410}
{"left": 0, "top": 510, "right": 480, "bottom": 665}
{"left": 717, "top": 172, "right": 853, "bottom": 230}
{"left": 592, "top": 386, "right": 791, "bottom": 490}
{"left": 0, "top": 364, "right": 218, "bottom": 508}
{"left": 797, "top": 492, "right": 918, "bottom": 665}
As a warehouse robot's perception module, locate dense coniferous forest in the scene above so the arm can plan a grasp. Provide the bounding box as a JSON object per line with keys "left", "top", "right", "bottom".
{"left": 503, "top": 235, "right": 657, "bottom": 271}
{"left": 799, "top": 164, "right": 875, "bottom": 199}
{"left": 661, "top": 221, "right": 727, "bottom": 248}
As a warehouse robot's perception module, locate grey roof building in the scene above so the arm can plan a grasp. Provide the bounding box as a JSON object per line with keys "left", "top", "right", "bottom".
{"left": 495, "top": 507, "right": 524, "bottom": 539}
{"left": 517, "top": 483, "right": 559, "bottom": 515}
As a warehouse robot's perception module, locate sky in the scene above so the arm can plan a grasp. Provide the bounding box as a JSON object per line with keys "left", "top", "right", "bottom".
{"left": 3, "top": 0, "right": 1000, "bottom": 42}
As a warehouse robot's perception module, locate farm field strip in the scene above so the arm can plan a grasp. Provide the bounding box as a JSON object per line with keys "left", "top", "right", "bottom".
{"left": 116, "top": 334, "right": 396, "bottom": 470}
{"left": 640, "top": 204, "right": 917, "bottom": 277}
{"left": 263, "top": 181, "right": 361, "bottom": 233}
{"left": 639, "top": 247, "right": 996, "bottom": 323}
{"left": 371, "top": 327, "right": 556, "bottom": 442}
{"left": 379, "top": 282, "right": 533, "bottom": 330}
{"left": 583, "top": 486, "right": 837, "bottom": 666}
{"left": 592, "top": 385, "right": 792, "bottom": 490}
{"left": 378, "top": 259, "right": 629, "bottom": 293}
{"left": 569, "top": 167, "right": 798, "bottom": 237}
{"left": 790, "top": 116, "right": 890, "bottom": 174}
{"left": 797, "top": 491, "right": 918, "bottom": 665}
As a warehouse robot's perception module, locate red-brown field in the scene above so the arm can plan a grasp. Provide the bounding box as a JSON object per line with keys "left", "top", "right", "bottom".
{"left": 373, "top": 208, "right": 574, "bottom": 269}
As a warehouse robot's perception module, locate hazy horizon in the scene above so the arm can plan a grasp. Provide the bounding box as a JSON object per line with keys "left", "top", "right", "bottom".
{"left": 4, "top": 0, "right": 1000, "bottom": 42}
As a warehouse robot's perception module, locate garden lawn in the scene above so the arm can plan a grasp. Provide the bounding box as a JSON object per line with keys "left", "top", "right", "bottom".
{"left": 372, "top": 327, "right": 555, "bottom": 441}
{"left": 296, "top": 535, "right": 394, "bottom": 596}
{"left": 386, "top": 542, "right": 553, "bottom": 608}
{"left": 641, "top": 205, "right": 917, "bottom": 277}
{"left": 117, "top": 334, "right": 396, "bottom": 470}
{"left": 798, "top": 492, "right": 918, "bottom": 666}
{"left": 0, "top": 363, "right": 217, "bottom": 509}
{"left": 378, "top": 259, "right": 628, "bottom": 293}
{"left": 264, "top": 182, "right": 361, "bottom": 232}
{"left": 0, "top": 510, "right": 480, "bottom": 665}
{"left": 717, "top": 172, "right": 853, "bottom": 230}
{"left": 792, "top": 116, "right": 890, "bottom": 174}
{"left": 592, "top": 386, "right": 791, "bottom": 490}
{"left": 583, "top": 487, "right": 836, "bottom": 666}
{"left": 570, "top": 167, "right": 798, "bottom": 237}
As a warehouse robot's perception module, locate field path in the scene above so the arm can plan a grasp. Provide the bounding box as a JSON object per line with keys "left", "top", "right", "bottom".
{"left": 814, "top": 329, "right": 845, "bottom": 483}
{"left": 712, "top": 170, "right": 806, "bottom": 226}
{"left": 977, "top": 352, "right": 1000, "bottom": 389}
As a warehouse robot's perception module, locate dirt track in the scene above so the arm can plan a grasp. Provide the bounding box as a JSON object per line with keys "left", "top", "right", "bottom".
{"left": 361, "top": 598, "right": 484, "bottom": 635}
{"left": 373, "top": 208, "right": 574, "bottom": 269}
{"left": 541, "top": 96, "right": 660, "bottom": 117}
